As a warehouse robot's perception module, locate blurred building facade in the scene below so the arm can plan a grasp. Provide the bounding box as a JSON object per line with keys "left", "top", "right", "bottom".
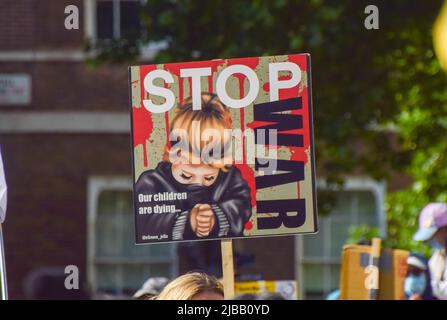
{"left": 0, "top": 0, "right": 400, "bottom": 299}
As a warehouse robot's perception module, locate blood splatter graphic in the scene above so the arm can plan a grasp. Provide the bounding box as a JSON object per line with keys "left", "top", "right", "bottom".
{"left": 163, "top": 63, "right": 185, "bottom": 104}
{"left": 246, "top": 120, "right": 270, "bottom": 130}
{"left": 164, "top": 60, "right": 225, "bottom": 104}
{"left": 260, "top": 55, "right": 310, "bottom": 199}
{"left": 262, "top": 75, "right": 297, "bottom": 100}
{"left": 135, "top": 65, "right": 158, "bottom": 167}
{"left": 260, "top": 56, "right": 310, "bottom": 167}
{"left": 234, "top": 163, "right": 257, "bottom": 208}
{"left": 132, "top": 106, "right": 153, "bottom": 167}
{"left": 227, "top": 57, "right": 260, "bottom": 103}
{"left": 227, "top": 57, "right": 260, "bottom": 211}
{"left": 286, "top": 55, "right": 310, "bottom": 199}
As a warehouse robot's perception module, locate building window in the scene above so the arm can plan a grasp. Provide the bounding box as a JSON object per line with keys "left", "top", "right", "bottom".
{"left": 296, "top": 178, "right": 386, "bottom": 300}
{"left": 85, "top": 0, "right": 142, "bottom": 41}
{"left": 87, "top": 177, "right": 177, "bottom": 297}
{"left": 84, "top": 0, "right": 167, "bottom": 60}
{"left": 96, "top": 0, "right": 141, "bottom": 40}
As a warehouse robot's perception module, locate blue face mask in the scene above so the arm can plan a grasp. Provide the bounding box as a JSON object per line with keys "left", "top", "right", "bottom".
{"left": 404, "top": 274, "right": 427, "bottom": 296}
{"left": 429, "top": 239, "right": 445, "bottom": 250}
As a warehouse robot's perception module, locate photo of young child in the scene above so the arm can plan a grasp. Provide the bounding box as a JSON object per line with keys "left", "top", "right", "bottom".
{"left": 135, "top": 93, "right": 252, "bottom": 242}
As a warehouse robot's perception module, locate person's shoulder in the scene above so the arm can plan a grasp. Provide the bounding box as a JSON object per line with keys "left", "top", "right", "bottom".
{"left": 136, "top": 162, "right": 171, "bottom": 186}
{"left": 227, "top": 166, "right": 244, "bottom": 179}
{"left": 221, "top": 166, "right": 247, "bottom": 185}
{"left": 225, "top": 165, "right": 239, "bottom": 176}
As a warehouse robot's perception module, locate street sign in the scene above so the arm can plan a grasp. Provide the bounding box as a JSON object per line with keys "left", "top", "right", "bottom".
{"left": 0, "top": 74, "right": 31, "bottom": 106}
{"left": 235, "top": 280, "right": 298, "bottom": 300}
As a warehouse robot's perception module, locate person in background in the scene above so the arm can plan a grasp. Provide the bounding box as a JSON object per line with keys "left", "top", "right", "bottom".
{"left": 155, "top": 272, "right": 224, "bottom": 300}
{"left": 24, "top": 267, "right": 90, "bottom": 300}
{"left": 232, "top": 293, "right": 258, "bottom": 300}
{"left": 326, "top": 290, "right": 340, "bottom": 300}
{"left": 404, "top": 253, "right": 436, "bottom": 300}
{"left": 256, "top": 292, "right": 287, "bottom": 300}
{"left": 413, "top": 203, "right": 447, "bottom": 300}
{"left": 133, "top": 277, "right": 170, "bottom": 300}
{"left": 233, "top": 292, "right": 287, "bottom": 300}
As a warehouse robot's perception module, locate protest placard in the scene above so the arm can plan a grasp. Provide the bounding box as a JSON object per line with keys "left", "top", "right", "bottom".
{"left": 129, "top": 54, "right": 317, "bottom": 244}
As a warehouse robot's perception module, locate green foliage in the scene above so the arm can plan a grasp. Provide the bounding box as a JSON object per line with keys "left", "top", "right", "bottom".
{"left": 84, "top": 39, "right": 140, "bottom": 67}
{"left": 373, "top": 2, "right": 447, "bottom": 256}
{"left": 386, "top": 190, "right": 432, "bottom": 256}
{"left": 346, "top": 224, "right": 380, "bottom": 245}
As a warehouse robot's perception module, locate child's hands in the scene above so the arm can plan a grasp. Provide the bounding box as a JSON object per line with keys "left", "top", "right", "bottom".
{"left": 190, "top": 204, "right": 216, "bottom": 237}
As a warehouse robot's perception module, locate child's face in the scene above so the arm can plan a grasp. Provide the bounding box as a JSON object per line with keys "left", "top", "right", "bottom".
{"left": 171, "top": 162, "right": 220, "bottom": 187}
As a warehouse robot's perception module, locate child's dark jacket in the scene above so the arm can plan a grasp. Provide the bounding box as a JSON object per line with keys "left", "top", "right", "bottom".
{"left": 135, "top": 161, "right": 252, "bottom": 242}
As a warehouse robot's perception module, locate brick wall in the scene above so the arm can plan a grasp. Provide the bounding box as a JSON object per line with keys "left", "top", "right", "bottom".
{"left": 0, "top": 61, "right": 129, "bottom": 111}
{"left": 0, "top": 0, "right": 36, "bottom": 50}
{"left": 34, "top": 0, "right": 84, "bottom": 50}
{"left": 0, "top": 134, "right": 132, "bottom": 299}
{"left": 0, "top": 0, "right": 84, "bottom": 51}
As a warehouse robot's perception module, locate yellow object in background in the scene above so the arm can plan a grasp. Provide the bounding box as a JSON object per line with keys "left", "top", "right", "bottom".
{"left": 234, "top": 280, "right": 298, "bottom": 300}
{"left": 434, "top": 0, "right": 447, "bottom": 71}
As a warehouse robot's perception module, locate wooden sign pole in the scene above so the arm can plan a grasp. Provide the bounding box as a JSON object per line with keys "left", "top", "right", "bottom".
{"left": 221, "top": 239, "right": 235, "bottom": 299}
{"left": 367, "top": 237, "right": 382, "bottom": 300}
{"left": 0, "top": 224, "right": 8, "bottom": 300}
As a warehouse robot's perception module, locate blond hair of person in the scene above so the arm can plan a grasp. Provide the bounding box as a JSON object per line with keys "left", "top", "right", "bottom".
{"left": 155, "top": 272, "right": 224, "bottom": 300}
